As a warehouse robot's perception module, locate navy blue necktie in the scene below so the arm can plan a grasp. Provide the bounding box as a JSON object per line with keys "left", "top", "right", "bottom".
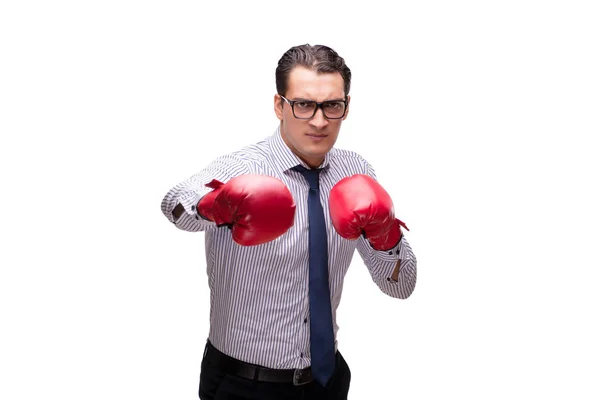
{"left": 294, "top": 165, "right": 336, "bottom": 387}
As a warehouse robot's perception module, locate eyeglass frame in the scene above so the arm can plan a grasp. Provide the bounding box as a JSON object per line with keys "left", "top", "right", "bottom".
{"left": 279, "top": 95, "right": 348, "bottom": 120}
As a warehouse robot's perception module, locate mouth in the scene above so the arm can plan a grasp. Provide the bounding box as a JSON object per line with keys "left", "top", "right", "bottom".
{"left": 306, "top": 133, "right": 328, "bottom": 138}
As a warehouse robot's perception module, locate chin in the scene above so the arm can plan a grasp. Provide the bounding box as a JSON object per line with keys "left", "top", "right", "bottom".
{"left": 304, "top": 148, "right": 331, "bottom": 162}
{"left": 305, "top": 141, "right": 331, "bottom": 151}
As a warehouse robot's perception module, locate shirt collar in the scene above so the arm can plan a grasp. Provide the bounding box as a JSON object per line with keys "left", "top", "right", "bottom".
{"left": 268, "top": 125, "right": 331, "bottom": 172}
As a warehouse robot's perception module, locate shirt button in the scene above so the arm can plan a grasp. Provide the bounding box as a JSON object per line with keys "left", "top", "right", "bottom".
{"left": 303, "top": 318, "right": 308, "bottom": 324}
{"left": 300, "top": 353, "right": 304, "bottom": 358}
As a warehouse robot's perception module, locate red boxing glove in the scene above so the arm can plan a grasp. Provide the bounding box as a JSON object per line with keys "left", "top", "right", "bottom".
{"left": 197, "top": 174, "right": 296, "bottom": 246}
{"left": 329, "top": 174, "right": 408, "bottom": 251}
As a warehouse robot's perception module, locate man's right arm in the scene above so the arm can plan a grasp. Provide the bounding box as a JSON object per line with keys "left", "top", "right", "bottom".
{"left": 161, "top": 154, "right": 248, "bottom": 232}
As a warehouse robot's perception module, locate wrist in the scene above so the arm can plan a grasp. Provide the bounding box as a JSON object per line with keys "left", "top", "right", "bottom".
{"left": 367, "top": 221, "right": 401, "bottom": 251}
{"left": 197, "top": 193, "right": 216, "bottom": 221}
{"left": 197, "top": 179, "right": 227, "bottom": 222}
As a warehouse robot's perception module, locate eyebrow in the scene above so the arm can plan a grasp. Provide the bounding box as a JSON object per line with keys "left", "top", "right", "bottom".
{"left": 291, "top": 97, "right": 346, "bottom": 102}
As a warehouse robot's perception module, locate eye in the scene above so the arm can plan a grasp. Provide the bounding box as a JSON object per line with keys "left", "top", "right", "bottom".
{"left": 324, "top": 102, "right": 343, "bottom": 110}
{"left": 296, "top": 101, "right": 315, "bottom": 110}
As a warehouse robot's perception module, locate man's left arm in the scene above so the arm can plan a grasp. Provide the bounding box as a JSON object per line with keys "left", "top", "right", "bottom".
{"left": 329, "top": 159, "right": 417, "bottom": 299}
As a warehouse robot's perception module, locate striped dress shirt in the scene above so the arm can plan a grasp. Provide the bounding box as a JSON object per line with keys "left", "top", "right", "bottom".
{"left": 161, "top": 126, "right": 417, "bottom": 369}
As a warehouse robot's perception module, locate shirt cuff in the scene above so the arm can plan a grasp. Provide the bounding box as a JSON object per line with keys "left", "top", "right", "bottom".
{"left": 372, "top": 234, "right": 404, "bottom": 262}
{"left": 172, "top": 191, "right": 215, "bottom": 228}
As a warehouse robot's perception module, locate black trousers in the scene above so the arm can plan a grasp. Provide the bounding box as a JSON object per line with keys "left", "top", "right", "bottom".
{"left": 198, "top": 341, "right": 351, "bottom": 400}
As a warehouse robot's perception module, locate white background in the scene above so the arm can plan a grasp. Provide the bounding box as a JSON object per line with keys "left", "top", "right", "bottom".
{"left": 1, "top": 1, "right": 599, "bottom": 399}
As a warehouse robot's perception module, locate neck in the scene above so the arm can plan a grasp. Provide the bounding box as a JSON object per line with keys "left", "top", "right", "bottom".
{"left": 279, "top": 125, "right": 325, "bottom": 169}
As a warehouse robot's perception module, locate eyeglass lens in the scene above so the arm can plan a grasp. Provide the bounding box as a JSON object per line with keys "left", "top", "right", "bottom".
{"left": 293, "top": 101, "right": 345, "bottom": 119}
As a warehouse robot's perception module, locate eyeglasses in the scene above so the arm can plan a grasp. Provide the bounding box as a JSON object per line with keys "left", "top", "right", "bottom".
{"left": 280, "top": 95, "right": 348, "bottom": 120}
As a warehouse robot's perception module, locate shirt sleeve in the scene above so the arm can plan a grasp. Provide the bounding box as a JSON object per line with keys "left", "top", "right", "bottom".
{"left": 160, "top": 153, "right": 250, "bottom": 232}
{"left": 356, "top": 235, "right": 417, "bottom": 299}
{"left": 354, "top": 157, "right": 417, "bottom": 299}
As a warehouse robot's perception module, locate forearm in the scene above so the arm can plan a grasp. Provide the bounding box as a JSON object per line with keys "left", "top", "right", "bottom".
{"left": 358, "top": 235, "right": 417, "bottom": 299}
{"left": 161, "top": 154, "right": 249, "bottom": 232}
{"left": 388, "top": 237, "right": 417, "bottom": 296}
{"left": 161, "top": 180, "right": 215, "bottom": 232}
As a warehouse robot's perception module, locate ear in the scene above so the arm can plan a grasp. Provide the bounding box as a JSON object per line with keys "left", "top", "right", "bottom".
{"left": 342, "top": 95, "right": 351, "bottom": 121}
{"left": 274, "top": 94, "right": 284, "bottom": 121}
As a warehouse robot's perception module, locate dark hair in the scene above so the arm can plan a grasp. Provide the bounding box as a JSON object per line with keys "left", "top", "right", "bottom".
{"left": 275, "top": 44, "right": 352, "bottom": 97}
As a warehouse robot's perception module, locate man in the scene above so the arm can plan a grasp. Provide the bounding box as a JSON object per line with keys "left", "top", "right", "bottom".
{"left": 161, "top": 44, "right": 417, "bottom": 400}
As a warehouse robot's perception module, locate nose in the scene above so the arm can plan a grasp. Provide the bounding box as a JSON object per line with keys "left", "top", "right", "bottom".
{"left": 308, "top": 108, "right": 328, "bottom": 129}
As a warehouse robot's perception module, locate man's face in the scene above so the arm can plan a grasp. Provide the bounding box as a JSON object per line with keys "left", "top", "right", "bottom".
{"left": 274, "top": 66, "right": 350, "bottom": 168}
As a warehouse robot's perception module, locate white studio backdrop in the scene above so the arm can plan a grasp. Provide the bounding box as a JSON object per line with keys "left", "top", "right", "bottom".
{"left": 1, "top": 1, "right": 599, "bottom": 399}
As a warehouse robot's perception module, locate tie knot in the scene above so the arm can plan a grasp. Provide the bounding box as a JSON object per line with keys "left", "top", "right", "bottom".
{"left": 293, "top": 165, "right": 321, "bottom": 190}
